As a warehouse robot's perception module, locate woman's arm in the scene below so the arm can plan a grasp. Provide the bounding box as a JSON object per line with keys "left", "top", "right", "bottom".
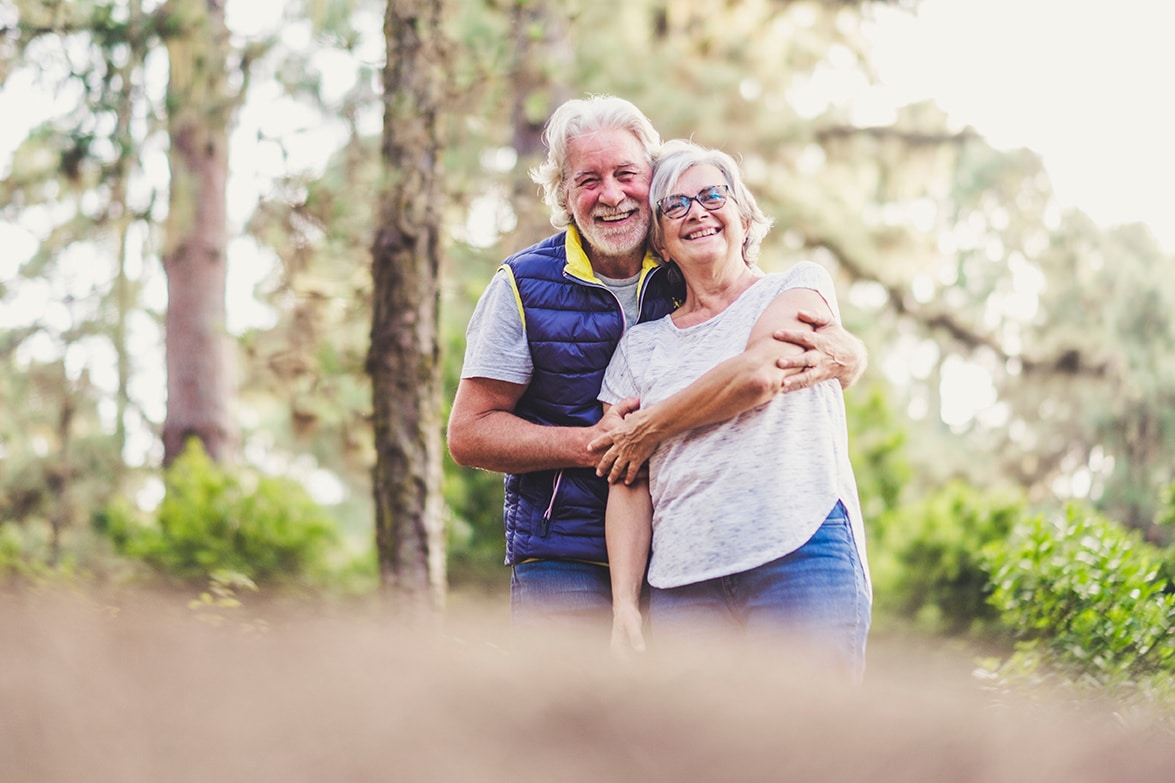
{"left": 606, "top": 464, "right": 653, "bottom": 657}
{"left": 592, "top": 287, "right": 836, "bottom": 485}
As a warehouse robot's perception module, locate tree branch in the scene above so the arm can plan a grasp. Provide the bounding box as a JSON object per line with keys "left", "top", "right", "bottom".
{"left": 806, "top": 232, "right": 1108, "bottom": 378}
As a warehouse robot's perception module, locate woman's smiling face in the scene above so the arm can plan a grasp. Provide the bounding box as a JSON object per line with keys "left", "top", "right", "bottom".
{"left": 654, "top": 164, "right": 747, "bottom": 269}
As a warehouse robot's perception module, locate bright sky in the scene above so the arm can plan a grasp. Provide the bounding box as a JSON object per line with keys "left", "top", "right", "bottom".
{"left": 867, "top": 0, "right": 1175, "bottom": 252}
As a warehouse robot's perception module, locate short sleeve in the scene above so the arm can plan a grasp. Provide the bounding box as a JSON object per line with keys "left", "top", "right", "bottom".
{"left": 460, "top": 270, "right": 533, "bottom": 384}
{"left": 786, "top": 261, "right": 841, "bottom": 323}
{"left": 599, "top": 337, "right": 638, "bottom": 406}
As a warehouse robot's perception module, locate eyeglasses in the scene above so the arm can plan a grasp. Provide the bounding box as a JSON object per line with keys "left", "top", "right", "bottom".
{"left": 656, "top": 185, "right": 730, "bottom": 219}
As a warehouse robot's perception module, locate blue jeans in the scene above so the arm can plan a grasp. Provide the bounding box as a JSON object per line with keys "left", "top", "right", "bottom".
{"left": 510, "top": 559, "right": 613, "bottom": 632}
{"left": 649, "top": 502, "right": 871, "bottom": 681}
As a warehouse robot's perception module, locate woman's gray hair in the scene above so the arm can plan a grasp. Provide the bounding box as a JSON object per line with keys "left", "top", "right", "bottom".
{"left": 529, "top": 95, "right": 662, "bottom": 230}
{"left": 649, "top": 139, "right": 773, "bottom": 264}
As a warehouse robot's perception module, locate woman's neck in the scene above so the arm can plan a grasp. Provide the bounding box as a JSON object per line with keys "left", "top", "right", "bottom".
{"left": 672, "top": 263, "right": 761, "bottom": 328}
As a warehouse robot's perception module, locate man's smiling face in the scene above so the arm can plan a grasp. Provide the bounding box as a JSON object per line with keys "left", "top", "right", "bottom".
{"left": 565, "top": 128, "right": 653, "bottom": 264}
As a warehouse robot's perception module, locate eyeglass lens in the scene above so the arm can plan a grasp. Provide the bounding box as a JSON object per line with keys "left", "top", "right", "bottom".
{"left": 660, "top": 185, "right": 728, "bottom": 219}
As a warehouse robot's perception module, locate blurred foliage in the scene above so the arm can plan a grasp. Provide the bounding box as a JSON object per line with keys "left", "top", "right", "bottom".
{"left": 980, "top": 503, "right": 1175, "bottom": 726}
{"left": 870, "top": 480, "right": 1024, "bottom": 636}
{"left": 845, "top": 381, "right": 911, "bottom": 523}
{"left": 95, "top": 440, "right": 347, "bottom": 587}
{"left": 0, "top": 519, "right": 73, "bottom": 584}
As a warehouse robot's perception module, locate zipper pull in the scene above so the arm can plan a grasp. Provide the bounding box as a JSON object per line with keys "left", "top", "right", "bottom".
{"left": 541, "top": 470, "right": 563, "bottom": 536}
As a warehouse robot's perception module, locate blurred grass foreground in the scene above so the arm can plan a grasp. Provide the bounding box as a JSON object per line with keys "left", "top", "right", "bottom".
{"left": 3, "top": 588, "right": 1175, "bottom": 783}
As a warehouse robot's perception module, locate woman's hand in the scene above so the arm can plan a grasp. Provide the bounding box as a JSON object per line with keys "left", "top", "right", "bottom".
{"left": 611, "top": 603, "right": 647, "bottom": 659}
{"left": 589, "top": 405, "right": 656, "bottom": 485}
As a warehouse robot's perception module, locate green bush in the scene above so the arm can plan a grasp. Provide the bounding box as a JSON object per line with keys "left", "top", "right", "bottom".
{"left": 0, "top": 519, "right": 74, "bottom": 582}
{"left": 98, "top": 441, "right": 338, "bottom": 586}
{"left": 870, "top": 480, "right": 1024, "bottom": 635}
{"left": 0, "top": 522, "right": 45, "bottom": 581}
{"left": 984, "top": 502, "right": 1175, "bottom": 683}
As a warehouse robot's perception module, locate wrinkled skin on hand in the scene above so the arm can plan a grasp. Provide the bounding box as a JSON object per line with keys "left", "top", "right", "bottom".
{"left": 588, "top": 403, "right": 655, "bottom": 487}
{"left": 774, "top": 309, "right": 865, "bottom": 392}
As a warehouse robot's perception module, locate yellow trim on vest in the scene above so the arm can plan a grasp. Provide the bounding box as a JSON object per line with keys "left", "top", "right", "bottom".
{"left": 563, "top": 226, "right": 662, "bottom": 288}
{"left": 497, "top": 263, "right": 525, "bottom": 331}
{"left": 503, "top": 228, "right": 666, "bottom": 335}
{"left": 563, "top": 226, "right": 598, "bottom": 283}
{"left": 636, "top": 250, "right": 663, "bottom": 302}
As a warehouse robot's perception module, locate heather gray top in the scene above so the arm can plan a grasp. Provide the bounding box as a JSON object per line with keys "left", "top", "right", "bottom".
{"left": 599, "top": 262, "right": 869, "bottom": 590}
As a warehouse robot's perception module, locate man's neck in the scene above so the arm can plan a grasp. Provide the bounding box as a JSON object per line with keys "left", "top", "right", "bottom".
{"left": 586, "top": 248, "right": 644, "bottom": 280}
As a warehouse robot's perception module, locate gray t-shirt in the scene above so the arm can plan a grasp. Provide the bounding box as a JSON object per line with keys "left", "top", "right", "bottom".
{"left": 599, "top": 262, "right": 869, "bottom": 590}
{"left": 461, "top": 267, "right": 641, "bottom": 384}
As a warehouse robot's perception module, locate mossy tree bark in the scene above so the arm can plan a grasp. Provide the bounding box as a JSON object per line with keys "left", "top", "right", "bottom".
{"left": 368, "top": 0, "right": 448, "bottom": 610}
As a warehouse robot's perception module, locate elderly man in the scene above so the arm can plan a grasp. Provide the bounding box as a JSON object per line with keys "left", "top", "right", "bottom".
{"left": 447, "top": 95, "right": 865, "bottom": 631}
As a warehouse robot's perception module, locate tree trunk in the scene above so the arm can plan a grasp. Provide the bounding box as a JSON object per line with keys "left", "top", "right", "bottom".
{"left": 368, "top": 0, "right": 447, "bottom": 611}
{"left": 505, "top": 0, "right": 571, "bottom": 246}
{"left": 161, "top": 0, "right": 235, "bottom": 465}
{"left": 112, "top": 0, "right": 144, "bottom": 481}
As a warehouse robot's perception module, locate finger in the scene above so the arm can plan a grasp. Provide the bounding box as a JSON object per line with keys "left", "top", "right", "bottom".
{"left": 596, "top": 448, "right": 618, "bottom": 478}
{"left": 781, "top": 369, "right": 814, "bottom": 391}
{"left": 588, "top": 432, "right": 613, "bottom": 453}
{"left": 795, "top": 308, "right": 832, "bottom": 329}
{"left": 624, "top": 456, "right": 654, "bottom": 486}
{"left": 776, "top": 350, "right": 816, "bottom": 370}
{"left": 773, "top": 328, "right": 819, "bottom": 349}
{"left": 614, "top": 396, "right": 641, "bottom": 417}
{"left": 607, "top": 456, "right": 629, "bottom": 484}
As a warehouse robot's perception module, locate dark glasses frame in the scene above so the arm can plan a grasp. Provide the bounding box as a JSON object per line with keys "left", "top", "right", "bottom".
{"left": 656, "top": 184, "right": 730, "bottom": 219}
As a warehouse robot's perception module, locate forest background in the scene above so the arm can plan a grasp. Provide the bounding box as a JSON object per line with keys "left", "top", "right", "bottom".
{"left": 4, "top": 0, "right": 1175, "bottom": 721}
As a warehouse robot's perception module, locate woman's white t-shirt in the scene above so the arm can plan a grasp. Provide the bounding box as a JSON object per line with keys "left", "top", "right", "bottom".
{"left": 599, "top": 262, "right": 869, "bottom": 590}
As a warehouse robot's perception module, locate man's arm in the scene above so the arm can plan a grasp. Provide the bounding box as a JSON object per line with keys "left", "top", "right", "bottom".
{"left": 592, "top": 288, "right": 853, "bottom": 484}
{"left": 447, "top": 376, "right": 638, "bottom": 473}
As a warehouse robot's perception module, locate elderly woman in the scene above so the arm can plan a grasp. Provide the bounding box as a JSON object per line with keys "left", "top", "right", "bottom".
{"left": 598, "top": 140, "right": 871, "bottom": 679}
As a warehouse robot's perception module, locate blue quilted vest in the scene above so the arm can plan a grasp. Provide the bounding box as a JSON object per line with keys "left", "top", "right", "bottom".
{"left": 500, "top": 229, "right": 678, "bottom": 566}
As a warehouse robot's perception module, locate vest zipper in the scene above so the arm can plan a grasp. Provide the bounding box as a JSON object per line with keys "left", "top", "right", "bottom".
{"left": 541, "top": 470, "right": 563, "bottom": 536}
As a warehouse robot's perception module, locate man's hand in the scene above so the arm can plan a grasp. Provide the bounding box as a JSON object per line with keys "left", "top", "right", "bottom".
{"left": 588, "top": 400, "right": 657, "bottom": 486}
{"left": 774, "top": 309, "right": 867, "bottom": 391}
{"left": 593, "top": 396, "right": 639, "bottom": 439}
